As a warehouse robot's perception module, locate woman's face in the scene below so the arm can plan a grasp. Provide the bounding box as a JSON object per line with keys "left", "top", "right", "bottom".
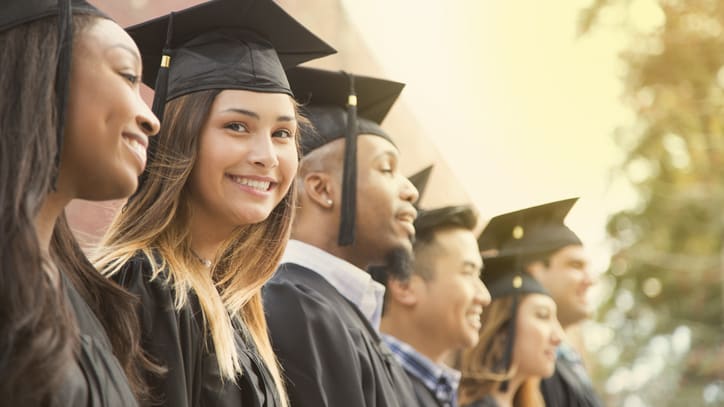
{"left": 60, "top": 18, "right": 159, "bottom": 201}
{"left": 188, "top": 89, "right": 299, "bottom": 227}
{"left": 512, "top": 293, "right": 564, "bottom": 379}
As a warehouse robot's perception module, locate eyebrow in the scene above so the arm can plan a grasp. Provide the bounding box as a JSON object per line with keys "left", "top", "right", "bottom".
{"left": 222, "top": 108, "right": 296, "bottom": 122}
{"left": 373, "top": 150, "right": 399, "bottom": 161}
{"left": 108, "top": 44, "right": 141, "bottom": 65}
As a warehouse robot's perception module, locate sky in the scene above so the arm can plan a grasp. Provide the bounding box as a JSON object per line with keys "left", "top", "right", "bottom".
{"left": 341, "top": 0, "right": 638, "bottom": 275}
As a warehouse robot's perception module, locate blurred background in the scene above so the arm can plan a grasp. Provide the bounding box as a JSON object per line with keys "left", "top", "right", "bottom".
{"left": 73, "top": 0, "right": 724, "bottom": 405}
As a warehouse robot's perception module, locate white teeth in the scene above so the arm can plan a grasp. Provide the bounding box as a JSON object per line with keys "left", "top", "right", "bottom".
{"left": 126, "top": 137, "right": 146, "bottom": 158}
{"left": 230, "top": 176, "right": 271, "bottom": 191}
{"left": 467, "top": 313, "right": 481, "bottom": 328}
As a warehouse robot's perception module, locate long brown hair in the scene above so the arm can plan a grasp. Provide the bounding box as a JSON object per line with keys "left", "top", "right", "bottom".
{"left": 94, "top": 89, "right": 302, "bottom": 405}
{"left": 458, "top": 296, "right": 545, "bottom": 407}
{"left": 0, "top": 14, "right": 148, "bottom": 404}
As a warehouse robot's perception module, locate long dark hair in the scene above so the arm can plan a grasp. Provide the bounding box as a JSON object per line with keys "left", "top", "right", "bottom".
{"left": 95, "top": 89, "right": 306, "bottom": 405}
{"left": 0, "top": 14, "right": 149, "bottom": 404}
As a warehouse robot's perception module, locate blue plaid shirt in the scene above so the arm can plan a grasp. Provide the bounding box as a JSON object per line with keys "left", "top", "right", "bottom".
{"left": 382, "top": 334, "right": 461, "bottom": 407}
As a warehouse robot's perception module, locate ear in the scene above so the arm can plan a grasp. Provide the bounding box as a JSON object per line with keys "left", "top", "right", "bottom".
{"left": 302, "top": 172, "right": 336, "bottom": 210}
{"left": 526, "top": 260, "right": 546, "bottom": 281}
{"left": 387, "top": 276, "right": 422, "bottom": 307}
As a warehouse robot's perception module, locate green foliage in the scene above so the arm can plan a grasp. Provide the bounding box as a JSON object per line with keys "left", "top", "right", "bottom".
{"left": 581, "top": 0, "right": 724, "bottom": 404}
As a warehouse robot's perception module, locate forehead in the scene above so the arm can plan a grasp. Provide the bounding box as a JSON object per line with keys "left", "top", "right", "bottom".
{"left": 357, "top": 134, "right": 398, "bottom": 159}
{"left": 429, "top": 228, "right": 482, "bottom": 267}
{"left": 76, "top": 18, "right": 139, "bottom": 58}
{"left": 520, "top": 293, "right": 556, "bottom": 311}
{"left": 212, "top": 89, "right": 295, "bottom": 114}
{"left": 553, "top": 244, "right": 587, "bottom": 263}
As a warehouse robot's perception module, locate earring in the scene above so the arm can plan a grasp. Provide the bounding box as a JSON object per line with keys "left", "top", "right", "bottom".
{"left": 326, "top": 199, "right": 333, "bottom": 206}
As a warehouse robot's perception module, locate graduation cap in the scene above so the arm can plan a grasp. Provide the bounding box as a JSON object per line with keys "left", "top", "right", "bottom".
{"left": 127, "top": 0, "right": 336, "bottom": 117}
{"left": 407, "top": 165, "right": 433, "bottom": 209}
{"left": 126, "top": 0, "right": 335, "bottom": 191}
{"left": 477, "top": 198, "right": 582, "bottom": 258}
{"left": 476, "top": 200, "right": 579, "bottom": 392}
{"left": 1, "top": 0, "right": 105, "bottom": 187}
{"left": 286, "top": 67, "right": 405, "bottom": 246}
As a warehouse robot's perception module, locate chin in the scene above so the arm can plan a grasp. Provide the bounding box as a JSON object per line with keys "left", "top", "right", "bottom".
{"left": 233, "top": 207, "right": 275, "bottom": 226}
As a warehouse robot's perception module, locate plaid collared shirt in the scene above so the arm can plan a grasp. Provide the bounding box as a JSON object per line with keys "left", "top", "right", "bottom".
{"left": 382, "top": 334, "right": 461, "bottom": 407}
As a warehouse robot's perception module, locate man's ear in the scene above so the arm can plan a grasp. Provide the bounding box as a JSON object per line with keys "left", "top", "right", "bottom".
{"left": 303, "top": 172, "right": 336, "bottom": 210}
{"left": 526, "top": 260, "right": 546, "bottom": 281}
{"left": 387, "top": 276, "right": 422, "bottom": 307}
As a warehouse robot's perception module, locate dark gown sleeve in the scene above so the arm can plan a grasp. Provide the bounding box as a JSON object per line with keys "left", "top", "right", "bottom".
{"left": 541, "top": 359, "right": 604, "bottom": 407}
{"left": 263, "top": 276, "right": 369, "bottom": 407}
{"left": 59, "top": 272, "right": 139, "bottom": 407}
{"left": 113, "top": 256, "right": 203, "bottom": 407}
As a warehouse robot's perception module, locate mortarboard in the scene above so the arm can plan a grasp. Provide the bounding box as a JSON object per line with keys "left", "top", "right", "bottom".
{"left": 407, "top": 165, "right": 433, "bottom": 210}
{"left": 286, "top": 66, "right": 405, "bottom": 246}
{"left": 126, "top": 0, "right": 335, "bottom": 191}
{"left": 477, "top": 198, "right": 582, "bottom": 257}
{"left": 127, "top": 0, "right": 336, "bottom": 118}
{"left": 1, "top": 0, "right": 105, "bottom": 186}
{"left": 476, "top": 199, "right": 579, "bottom": 392}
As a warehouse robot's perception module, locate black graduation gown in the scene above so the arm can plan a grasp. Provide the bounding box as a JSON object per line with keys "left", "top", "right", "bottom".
{"left": 407, "top": 373, "right": 445, "bottom": 407}
{"left": 462, "top": 396, "right": 498, "bottom": 407}
{"left": 58, "top": 272, "right": 138, "bottom": 407}
{"left": 262, "top": 263, "right": 417, "bottom": 407}
{"left": 113, "top": 255, "right": 281, "bottom": 407}
{"left": 540, "top": 358, "right": 604, "bottom": 407}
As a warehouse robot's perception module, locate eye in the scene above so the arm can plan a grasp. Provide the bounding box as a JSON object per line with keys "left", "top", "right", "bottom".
{"left": 121, "top": 72, "right": 139, "bottom": 85}
{"left": 272, "top": 128, "right": 293, "bottom": 139}
{"left": 225, "top": 122, "right": 248, "bottom": 133}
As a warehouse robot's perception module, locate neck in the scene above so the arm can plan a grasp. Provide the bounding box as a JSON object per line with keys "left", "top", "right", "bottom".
{"left": 34, "top": 190, "right": 72, "bottom": 256}
{"left": 491, "top": 375, "right": 524, "bottom": 407}
{"left": 380, "top": 312, "right": 449, "bottom": 364}
{"left": 188, "top": 207, "right": 235, "bottom": 263}
{"left": 292, "top": 228, "right": 371, "bottom": 270}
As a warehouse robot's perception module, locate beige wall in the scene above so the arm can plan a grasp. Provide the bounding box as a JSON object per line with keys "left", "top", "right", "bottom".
{"left": 70, "top": 0, "right": 472, "bottom": 247}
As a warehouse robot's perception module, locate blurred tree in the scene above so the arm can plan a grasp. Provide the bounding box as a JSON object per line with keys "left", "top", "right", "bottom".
{"left": 580, "top": 0, "right": 724, "bottom": 405}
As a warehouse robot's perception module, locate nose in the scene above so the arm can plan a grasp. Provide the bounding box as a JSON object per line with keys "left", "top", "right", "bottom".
{"left": 135, "top": 95, "right": 160, "bottom": 137}
{"left": 399, "top": 174, "right": 419, "bottom": 204}
{"left": 247, "top": 132, "right": 279, "bottom": 169}
{"left": 550, "top": 318, "right": 564, "bottom": 346}
{"left": 475, "top": 279, "right": 492, "bottom": 307}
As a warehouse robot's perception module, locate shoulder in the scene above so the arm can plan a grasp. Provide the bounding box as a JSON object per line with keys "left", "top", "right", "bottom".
{"left": 264, "top": 263, "right": 345, "bottom": 318}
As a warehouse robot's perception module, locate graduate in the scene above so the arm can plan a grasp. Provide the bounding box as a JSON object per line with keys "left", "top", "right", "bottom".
{"left": 458, "top": 255, "right": 564, "bottom": 407}
{"left": 476, "top": 199, "right": 603, "bottom": 407}
{"left": 262, "top": 66, "right": 419, "bottom": 407}
{"left": 379, "top": 192, "right": 491, "bottom": 407}
{"left": 0, "top": 0, "right": 160, "bottom": 405}
{"left": 93, "top": 1, "right": 333, "bottom": 406}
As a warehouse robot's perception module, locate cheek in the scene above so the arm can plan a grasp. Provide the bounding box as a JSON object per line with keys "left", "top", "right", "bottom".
{"left": 277, "top": 145, "right": 299, "bottom": 188}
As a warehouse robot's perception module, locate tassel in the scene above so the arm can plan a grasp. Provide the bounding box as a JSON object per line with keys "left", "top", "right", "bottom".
{"left": 51, "top": 0, "right": 73, "bottom": 190}
{"left": 134, "top": 12, "right": 174, "bottom": 196}
{"left": 499, "top": 290, "right": 519, "bottom": 392}
{"left": 338, "top": 72, "right": 357, "bottom": 246}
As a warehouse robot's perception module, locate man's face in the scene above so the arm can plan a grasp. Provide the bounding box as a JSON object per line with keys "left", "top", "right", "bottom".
{"left": 529, "top": 244, "right": 593, "bottom": 327}
{"left": 351, "top": 135, "right": 419, "bottom": 262}
{"left": 412, "top": 228, "right": 491, "bottom": 352}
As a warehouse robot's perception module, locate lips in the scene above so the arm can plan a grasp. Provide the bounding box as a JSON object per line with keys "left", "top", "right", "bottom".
{"left": 226, "top": 174, "right": 277, "bottom": 192}
{"left": 122, "top": 132, "right": 148, "bottom": 170}
{"left": 396, "top": 207, "right": 418, "bottom": 236}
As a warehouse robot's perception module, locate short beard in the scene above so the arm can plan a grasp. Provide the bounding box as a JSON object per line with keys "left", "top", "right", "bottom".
{"left": 368, "top": 246, "right": 414, "bottom": 285}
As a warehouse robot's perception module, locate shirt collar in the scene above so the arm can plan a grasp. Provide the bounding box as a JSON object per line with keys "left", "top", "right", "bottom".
{"left": 280, "top": 239, "right": 386, "bottom": 328}
{"left": 382, "top": 334, "right": 461, "bottom": 405}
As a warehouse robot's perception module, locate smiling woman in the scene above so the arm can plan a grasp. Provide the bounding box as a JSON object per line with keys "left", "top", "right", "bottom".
{"left": 0, "top": 0, "right": 159, "bottom": 405}
{"left": 91, "top": 0, "right": 334, "bottom": 406}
